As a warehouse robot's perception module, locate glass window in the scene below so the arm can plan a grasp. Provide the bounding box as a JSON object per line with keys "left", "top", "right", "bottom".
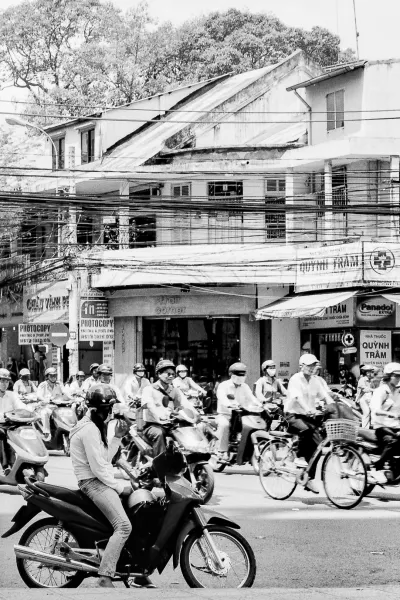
{"left": 326, "top": 90, "right": 344, "bottom": 131}
{"left": 51, "top": 137, "right": 65, "bottom": 170}
{"left": 81, "top": 129, "right": 95, "bottom": 163}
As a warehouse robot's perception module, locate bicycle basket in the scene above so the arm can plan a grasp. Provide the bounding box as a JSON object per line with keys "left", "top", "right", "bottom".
{"left": 325, "top": 419, "right": 358, "bottom": 443}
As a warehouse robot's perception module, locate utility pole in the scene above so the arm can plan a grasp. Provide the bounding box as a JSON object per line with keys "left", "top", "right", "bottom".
{"left": 353, "top": 0, "right": 360, "bottom": 60}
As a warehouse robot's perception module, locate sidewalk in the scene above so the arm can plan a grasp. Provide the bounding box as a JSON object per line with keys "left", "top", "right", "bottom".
{"left": 0, "top": 587, "right": 399, "bottom": 599}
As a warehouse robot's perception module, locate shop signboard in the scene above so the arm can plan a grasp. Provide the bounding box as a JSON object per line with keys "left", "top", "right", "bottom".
{"left": 18, "top": 323, "right": 51, "bottom": 345}
{"left": 80, "top": 297, "right": 114, "bottom": 341}
{"left": 363, "top": 243, "right": 400, "bottom": 287}
{"left": 355, "top": 295, "right": 396, "bottom": 328}
{"left": 360, "top": 330, "right": 391, "bottom": 370}
{"left": 103, "top": 341, "right": 114, "bottom": 372}
{"left": 23, "top": 281, "right": 69, "bottom": 324}
{"left": 295, "top": 242, "right": 363, "bottom": 292}
{"left": 300, "top": 298, "right": 354, "bottom": 330}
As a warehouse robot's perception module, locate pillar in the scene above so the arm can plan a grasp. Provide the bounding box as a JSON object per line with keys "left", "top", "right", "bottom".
{"left": 324, "top": 160, "right": 333, "bottom": 242}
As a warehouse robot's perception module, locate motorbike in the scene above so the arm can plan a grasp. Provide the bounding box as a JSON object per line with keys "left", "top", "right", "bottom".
{"left": 34, "top": 397, "right": 77, "bottom": 457}
{"left": 357, "top": 418, "right": 400, "bottom": 494}
{"left": 122, "top": 409, "right": 216, "bottom": 504}
{"left": 210, "top": 407, "right": 272, "bottom": 474}
{"left": 0, "top": 409, "right": 48, "bottom": 492}
{"left": 3, "top": 442, "right": 256, "bottom": 589}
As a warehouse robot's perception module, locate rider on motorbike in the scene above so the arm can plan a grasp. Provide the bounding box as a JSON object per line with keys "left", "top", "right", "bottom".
{"left": 123, "top": 363, "right": 150, "bottom": 406}
{"left": 370, "top": 362, "right": 400, "bottom": 484}
{"left": 173, "top": 365, "right": 206, "bottom": 404}
{"left": 141, "top": 360, "right": 195, "bottom": 457}
{"left": 0, "top": 368, "right": 25, "bottom": 471}
{"left": 67, "top": 371, "right": 87, "bottom": 398}
{"left": 13, "top": 368, "right": 37, "bottom": 399}
{"left": 216, "top": 362, "right": 263, "bottom": 460}
{"left": 82, "top": 363, "right": 100, "bottom": 393}
{"left": 254, "top": 360, "right": 286, "bottom": 426}
{"left": 69, "top": 383, "right": 134, "bottom": 589}
{"left": 355, "top": 364, "right": 375, "bottom": 428}
{"left": 285, "top": 354, "right": 334, "bottom": 494}
{"left": 97, "top": 364, "right": 125, "bottom": 404}
{"left": 37, "top": 368, "right": 71, "bottom": 442}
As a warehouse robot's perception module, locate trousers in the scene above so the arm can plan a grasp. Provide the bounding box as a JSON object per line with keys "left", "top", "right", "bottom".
{"left": 79, "top": 478, "right": 132, "bottom": 578}
{"left": 286, "top": 414, "right": 322, "bottom": 480}
{"left": 143, "top": 423, "right": 168, "bottom": 456}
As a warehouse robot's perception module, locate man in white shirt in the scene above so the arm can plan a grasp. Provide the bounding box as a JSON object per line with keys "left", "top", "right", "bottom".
{"left": 0, "top": 368, "right": 25, "bottom": 471}
{"left": 82, "top": 363, "right": 100, "bottom": 393}
{"left": 216, "top": 362, "right": 262, "bottom": 459}
{"left": 285, "top": 354, "right": 333, "bottom": 494}
{"left": 123, "top": 363, "right": 150, "bottom": 405}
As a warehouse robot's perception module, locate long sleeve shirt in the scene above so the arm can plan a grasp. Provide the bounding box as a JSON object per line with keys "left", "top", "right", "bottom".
{"left": 37, "top": 381, "right": 69, "bottom": 403}
{"left": 70, "top": 415, "right": 124, "bottom": 494}
{"left": 284, "top": 372, "right": 332, "bottom": 415}
{"left": 173, "top": 376, "right": 204, "bottom": 396}
{"left": 216, "top": 379, "right": 262, "bottom": 417}
{"left": 123, "top": 375, "right": 150, "bottom": 403}
{"left": 0, "top": 390, "right": 26, "bottom": 418}
{"left": 141, "top": 381, "right": 194, "bottom": 425}
{"left": 370, "top": 383, "right": 400, "bottom": 428}
{"left": 13, "top": 380, "right": 37, "bottom": 395}
{"left": 254, "top": 376, "right": 286, "bottom": 404}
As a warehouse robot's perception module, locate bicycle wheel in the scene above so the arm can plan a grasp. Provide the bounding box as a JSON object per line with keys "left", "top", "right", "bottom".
{"left": 322, "top": 445, "right": 367, "bottom": 509}
{"left": 259, "top": 439, "right": 297, "bottom": 500}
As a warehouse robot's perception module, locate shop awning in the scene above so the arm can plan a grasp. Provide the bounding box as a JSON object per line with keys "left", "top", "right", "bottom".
{"left": 381, "top": 293, "right": 400, "bottom": 304}
{"left": 254, "top": 290, "right": 357, "bottom": 320}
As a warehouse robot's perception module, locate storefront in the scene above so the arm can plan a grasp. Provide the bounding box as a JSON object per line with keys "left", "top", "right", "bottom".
{"left": 107, "top": 286, "right": 260, "bottom": 390}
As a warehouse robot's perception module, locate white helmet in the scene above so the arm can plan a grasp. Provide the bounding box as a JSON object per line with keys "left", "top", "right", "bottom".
{"left": 384, "top": 362, "right": 400, "bottom": 375}
{"left": 126, "top": 489, "right": 156, "bottom": 511}
{"left": 176, "top": 364, "right": 188, "bottom": 374}
{"left": 299, "top": 354, "right": 318, "bottom": 366}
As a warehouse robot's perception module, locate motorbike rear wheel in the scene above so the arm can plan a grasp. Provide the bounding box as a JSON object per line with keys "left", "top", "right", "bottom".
{"left": 16, "top": 518, "right": 86, "bottom": 588}
{"left": 193, "top": 463, "right": 214, "bottom": 504}
{"left": 180, "top": 524, "right": 256, "bottom": 588}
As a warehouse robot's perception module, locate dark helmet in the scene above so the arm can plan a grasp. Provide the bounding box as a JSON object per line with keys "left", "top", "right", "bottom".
{"left": 97, "top": 364, "right": 113, "bottom": 375}
{"left": 86, "top": 384, "right": 117, "bottom": 409}
{"left": 229, "top": 362, "right": 247, "bottom": 375}
{"left": 133, "top": 362, "right": 146, "bottom": 373}
{"left": 155, "top": 359, "right": 175, "bottom": 376}
{"left": 89, "top": 363, "right": 99, "bottom": 373}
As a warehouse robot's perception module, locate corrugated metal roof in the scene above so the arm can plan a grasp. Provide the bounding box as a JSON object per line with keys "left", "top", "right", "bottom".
{"left": 286, "top": 60, "right": 367, "bottom": 91}
{"left": 97, "top": 60, "right": 293, "bottom": 172}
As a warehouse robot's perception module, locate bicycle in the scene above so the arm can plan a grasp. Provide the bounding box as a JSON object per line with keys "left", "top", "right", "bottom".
{"left": 258, "top": 418, "right": 367, "bottom": 509}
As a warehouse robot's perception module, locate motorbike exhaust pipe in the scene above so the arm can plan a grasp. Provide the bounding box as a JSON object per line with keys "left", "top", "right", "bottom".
{"left": 14, "top": 544, "right": 99, "bottom": 574}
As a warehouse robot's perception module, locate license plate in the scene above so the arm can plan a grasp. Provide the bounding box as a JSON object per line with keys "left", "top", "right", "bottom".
{"left": 20, "top": 429, "right": 37, "bottom": 440}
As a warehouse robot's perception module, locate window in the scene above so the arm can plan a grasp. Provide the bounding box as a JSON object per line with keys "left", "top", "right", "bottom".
{"left": 51, "top": 137, "right": 65, "bottom": 170}
{"left": 208, "top": 181, "right": 243, "bottom": 243}
{"left": 265, "top": 178, "right": 286, "bottom": 240}
{"left": 77, "top": 212, "right": 93, "bottom": 246}
{"left": 81, "top": 129, "right": 95, "bottom": 163}
{"left": 128, "top": 187, "right": 158, "bottom": 247}
{"left": 172, "top": 184, "right": 191, "bottom": 244}
{"left": 327, "top": 90, "right": 344, "bottom": 132}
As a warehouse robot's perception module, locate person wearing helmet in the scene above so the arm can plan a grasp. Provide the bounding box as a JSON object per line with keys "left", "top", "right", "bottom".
{"left": 0, "top": 368, "right": 25, "bottom": 471}
{"left": 13, "top": 368, "right": 37, "bottom": 398}
{"left": 82, "top": 363, "right": 100, "bottom": 392}
{"left": 141, "top": 359, "right": 195, "bottom": 457}
{"left": 284, "top": 354, "right": 334, "bottom": 494}
{"left": 70, "top": 384, "right": 133, "bottom": 588}
{"left": 254, "top": 360, "right": 287, "bottom": 420}
{"left": 36, "top": 367, "right": 71, "bottom": 442}
{"left": 123, "top": 363, "right": 150, "bottom": 406}
{"left": 67, "top": 371, "right": 88, "bottom": 398}
{"left": 369, "top": 362, "right": 400, "bottom": 484}
{"left": 173, "top": 365, "right": 206, "bottom": 402}
{"left": 355, "top": 364, "right": 376, "bottom": 428}
{"left": 96, "top": 364, "right": 125, "bottom": 404}
{"left": 216, "top": 362, "right": 263, "bottom": 460}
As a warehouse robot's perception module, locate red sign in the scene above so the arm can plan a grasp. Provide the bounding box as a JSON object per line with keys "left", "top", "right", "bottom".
{"left": 49, "top": 323, "right": 70, "bottom": 347}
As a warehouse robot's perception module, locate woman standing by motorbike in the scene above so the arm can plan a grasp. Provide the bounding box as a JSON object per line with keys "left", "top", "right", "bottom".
{"left": 69, "top": 384, "right": 140, "bottom": 588}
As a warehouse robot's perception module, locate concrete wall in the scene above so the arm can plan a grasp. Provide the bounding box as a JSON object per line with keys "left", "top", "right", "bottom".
{"left": 361, "top": 61, "right": 400, "bottom": 139}
{"left": 271, "top": 318, "right": 300, "bottom": 380}
{"left": 114, "top": 316, "right": 138, "bottom": 391}
{"left": 240, "top": 315, "right": 260, "bottom": 387}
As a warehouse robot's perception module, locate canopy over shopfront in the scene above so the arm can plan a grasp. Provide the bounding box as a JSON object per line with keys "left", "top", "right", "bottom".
{"left": 255, "top": 290, "right": 358, "bottom": 319}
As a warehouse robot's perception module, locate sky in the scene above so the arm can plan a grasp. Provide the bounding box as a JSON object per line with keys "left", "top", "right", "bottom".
{"left": 1, "top": 0, "right": 400, "bottom": 115}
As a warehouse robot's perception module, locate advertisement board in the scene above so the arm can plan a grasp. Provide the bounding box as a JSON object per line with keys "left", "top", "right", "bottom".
{"left": 363, "top": 243, "right": 400, "bottom": 287}
{"left": 355, "top": 295, "right": 396, "bottom": 328}
{"left": 360, "top": 330, "right": 392, "bottom": 370}
{"left": 18, "top": 323, "right": 51, "bottom": 345}
{"left": 23, "top": 281, "right": 69, "bottom": 324}
{"left": 300, "top": 298, "right": 354, "bottom": 330}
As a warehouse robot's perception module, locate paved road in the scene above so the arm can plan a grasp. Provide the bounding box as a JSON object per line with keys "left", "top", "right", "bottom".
{"left": 1, "top": 454, "right": 400, "bottom": 589}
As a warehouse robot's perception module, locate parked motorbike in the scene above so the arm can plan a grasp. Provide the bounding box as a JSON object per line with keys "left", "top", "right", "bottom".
{"left": 3, "top": 443, "right": 256, "bottom": 589}
{"left": 34, "top": 397, "right": 77, "bottom": 457}
{"left": 210, "top": 407, "right": 271, "bottom": 474}
{"left": 0, "top": 409, "right": 48, "bottom": 491}
{"left": 357, "top": 420, "right": 400, "bottom": 494}
{"left": 123, "top": 409, "right": 215, "bottom": 504}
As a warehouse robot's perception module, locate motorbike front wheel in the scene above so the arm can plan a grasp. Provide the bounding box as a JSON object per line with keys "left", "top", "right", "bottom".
{"left": 17, "top": 518, "right": 86, "bottom": 588}
{"left": 193, "top": 463, "right": 214, "bottom": 503}
{"left": 180, "top": 524, "right": 256, "bottom": 588}
{"left": 62, "top": 434, "right": 71, "bottom": 457}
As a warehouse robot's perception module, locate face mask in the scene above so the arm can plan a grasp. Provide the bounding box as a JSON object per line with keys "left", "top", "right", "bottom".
{"left": 266, "top": 368, "right": 276, "bottom": 377}
{"left": 179, "top": 372, "right": 187, "bottom": 379}
{"left": 302, "top": 365, "right": 314, "bottom": 377}
{"left": 232, "top": 375, "right": 246, "bottom": 385}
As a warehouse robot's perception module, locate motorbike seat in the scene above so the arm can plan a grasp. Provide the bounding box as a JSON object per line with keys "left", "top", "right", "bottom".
{"left": 269, "top": 431, "right": 292, "bottom": 439}
{"left": 358, "top": 428, "right": 378, "bottom": 443}
{"left": 35, "top": 482, "right": 101, "bottom": 514}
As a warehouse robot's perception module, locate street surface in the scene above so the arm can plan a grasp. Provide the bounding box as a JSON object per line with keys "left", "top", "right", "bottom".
{"left": 1, "top": 454, "right": 400, "bottom": 589}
